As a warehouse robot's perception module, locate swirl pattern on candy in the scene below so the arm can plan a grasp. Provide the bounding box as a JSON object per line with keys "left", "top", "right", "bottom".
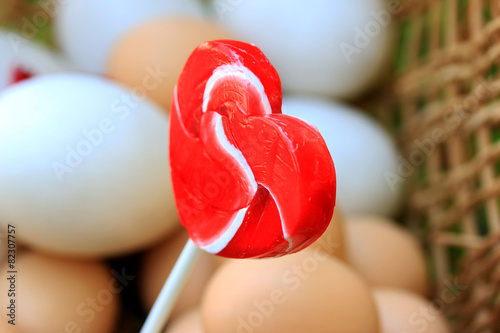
{"left": 170, "top": 40, "right": 336, "bottom": 259}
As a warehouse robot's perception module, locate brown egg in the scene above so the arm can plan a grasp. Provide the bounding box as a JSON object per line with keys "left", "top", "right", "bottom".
{"left": 346, "top": 216, "right": 428, "bottom": 296}
{"left": 140, "top": 229, "right": 216, "bottom": 320}
{"left": 373, "top": 288, "right": 450, "bottom": 333}
{"left": 202, "top": 250, "right": 379, "bottom": 333}
{"left": 212, "top": 253, "right": 233, "bottom": 268}
{"left": 165, "top": 309, "right": 204, "bottom": 333}
{"left": 0, "top": 252, "right": 119, "bottom": 333}
{"left": 308, "top": 207, "right": 347, "bottom": 261}
{"left": 108, "top": 18, "right": 232, "bottom": 111}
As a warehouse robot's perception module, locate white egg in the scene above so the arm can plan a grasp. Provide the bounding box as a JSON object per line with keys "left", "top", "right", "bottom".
{"left": 0, "top": 30, "right": 71, "bottom": 89}
{"left": 55, "top": 0, "right": 205, "bottom": 73}
{"left": 283, "top": 96, "right": 403, "bottom": 217}
{"left": 0, "top": 74, "right": 179, "bottom": 257}
{"left": 214, "top": 0, "right": 394, "bottom": 99}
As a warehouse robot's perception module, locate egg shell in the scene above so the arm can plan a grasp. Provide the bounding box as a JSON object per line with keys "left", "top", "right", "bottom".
{"left": 346, "top": 216, "right": 428, "bottom": 296}
{"left": 0, "top": 252, "right": 119, "bottom": 333}
{"left": 165, "top": 309, "right": 204, "bottom": 333}
{"left": 202, "top": 249, "right": 380, "bottom": 333}
{"left": 0, "top": 30, "right": 72, "bottom": 89}
{"left": 373, "top": 288, "right": 450, "bottom": 333}
{"left": 212, "top": 253, "right": 233, "bottom": 268}
{"left": 55, "top": 0, "right": 205, "bottom": 73}
{"left": 308, "top": 207, "right": 347, "bottom": 261}
{"left": 0, "top": 74, "right": 179, "bottom": 257}
{"left": 283, "top": 96, "right": 403, "bottom": 217}
{"left": 140, "top": 229, "right": 216, "bottom": 319}
{"left": 108, "top": 18, "right": 232, "bottom": 111}
{"left": 215, "top": 0, "right": 394, "bottom": 99}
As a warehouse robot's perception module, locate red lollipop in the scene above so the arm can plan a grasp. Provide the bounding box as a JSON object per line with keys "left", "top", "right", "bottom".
{"left": 170, "top": 40, "right": 336, "bottom": 258}
{"left": 141, "top": 40, "right": 336, "bottom": 333}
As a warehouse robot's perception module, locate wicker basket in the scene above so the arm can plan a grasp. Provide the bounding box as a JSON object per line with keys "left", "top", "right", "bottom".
{"left": 368, "top": 0, "right": 500, "bottom": 331}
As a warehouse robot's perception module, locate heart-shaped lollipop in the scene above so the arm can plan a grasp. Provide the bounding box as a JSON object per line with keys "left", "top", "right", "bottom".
{"left": 170, "top": 40, "right": 336, "bottom": 259}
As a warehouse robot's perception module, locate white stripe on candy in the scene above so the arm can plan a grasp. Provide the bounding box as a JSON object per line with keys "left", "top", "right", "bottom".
{"left": 199, "top": 114, "right": 257, "bottom": 253}
{"left": 185, "top": 63, "right": 292, "bottom": 254}
{"left": 202, "top": 63, "right": 273, "bottom": 115}
{"left": 213, "top": 112, "right": 258, "bottom": 195}
{"left": 201, "top": 206, "right": 249, "bottom": 254}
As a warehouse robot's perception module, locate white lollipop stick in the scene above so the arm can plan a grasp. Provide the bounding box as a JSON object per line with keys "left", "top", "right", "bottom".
{"left": 140, "top": 239, "right": 201, "bottom": 333}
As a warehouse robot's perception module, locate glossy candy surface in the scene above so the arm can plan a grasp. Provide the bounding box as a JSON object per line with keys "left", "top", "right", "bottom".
{"left": 170, "top": 40, "right": 336, "bottom": 258}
